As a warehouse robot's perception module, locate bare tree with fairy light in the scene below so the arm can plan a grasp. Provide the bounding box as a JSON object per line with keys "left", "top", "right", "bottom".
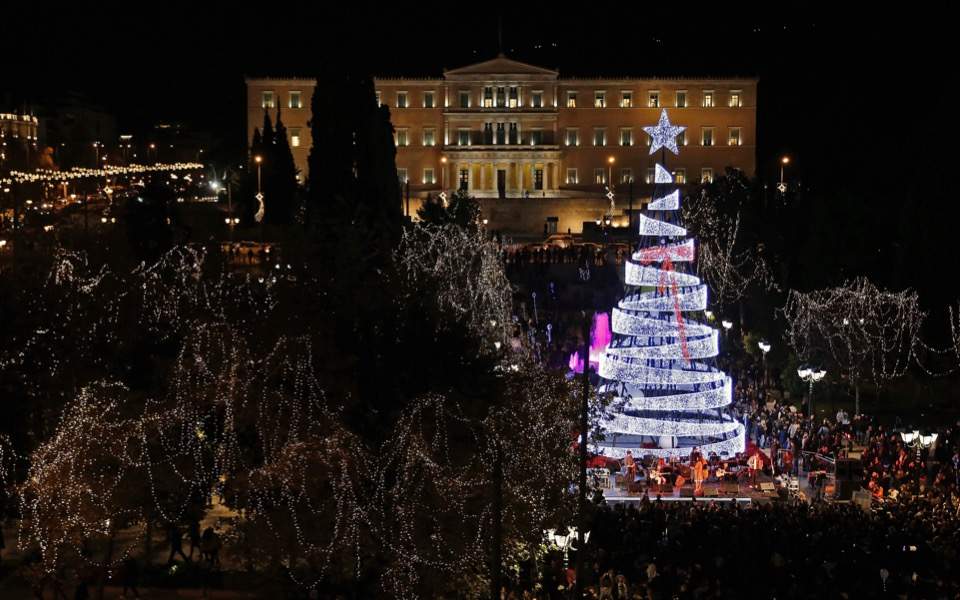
{"left": 780, "top": 277, "right": 924, "bottom": 415}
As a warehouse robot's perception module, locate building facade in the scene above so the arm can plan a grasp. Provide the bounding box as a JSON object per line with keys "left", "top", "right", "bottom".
{"left": 1, "top": 110, "right": 40, "bottom": 172}
{"left": 246, "top": 56, "right": 756, "bottom": 234}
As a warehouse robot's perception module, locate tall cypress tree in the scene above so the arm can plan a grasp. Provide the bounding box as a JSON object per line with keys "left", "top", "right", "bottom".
{"left": 306, "top": 69, "right": 356, "bottom": 224}
{"left": 270, "top": 105, "right": 299, "bottom": 224}
{"left": 259, "top": 110, "right": 278, "bottom": 227}
{"left": 261, "top": 109, "right": 275, "bottom": 155}
{"left": 250, "top": 127, "right": 263, "bottom": 158}
{"left": 353, "top": 76, "right": 402, "bottom": 247}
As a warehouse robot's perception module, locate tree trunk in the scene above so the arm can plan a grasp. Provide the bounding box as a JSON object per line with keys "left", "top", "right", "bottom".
{"left": 97, "top": 529, "right": 116, "bottom": 600}
{"left": 489, "top": 437, "right": 503, "bottom": 600}
{"left": 854, "top": 383, "right": 860, "bottom": 416}
{"left": 574, "top": 319, "right": 590, "bottom": 599}
{"left": 145, "top": 517, "right": 153, "bottom": 564}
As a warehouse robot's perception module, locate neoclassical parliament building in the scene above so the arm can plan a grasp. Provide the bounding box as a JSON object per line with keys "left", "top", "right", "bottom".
{"left": 246, "top": 56, "right": 756, "bottom": 235}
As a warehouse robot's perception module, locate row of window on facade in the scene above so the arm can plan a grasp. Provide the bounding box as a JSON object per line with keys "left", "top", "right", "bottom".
{"left": 395, "top": 166, "right": 716, "bottom": 186}
{"left": 259, "top": 90, "right": 303, "bottom": 109}
{"left": 566, "top": 167, "right": 715, "bottom": 185}
{"left": 259, "top": 88, "right": 745, "bottom": 110}
{"left": 254, "top": 125, "right": 303, "bottom": 148}
{"left": 396, "top": 166, "right": 548, "bottom": 190}
{"left": 378, "top": 88, "right": 743, "bottom": 109}
{"left": 392, "top": 126, "right": 743, "bottom": 147}
{"left": 566, "top": 127, "right": 742, "bottom": 147}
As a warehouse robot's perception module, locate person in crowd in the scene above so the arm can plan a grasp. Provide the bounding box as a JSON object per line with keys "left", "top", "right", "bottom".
{"left": 165, "top": 522, "right": 189, "bottom": 565}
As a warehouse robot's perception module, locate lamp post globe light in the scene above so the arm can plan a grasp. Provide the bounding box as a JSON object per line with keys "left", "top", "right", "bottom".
{"left": 545, "top": 528, "right": 590, "bottom": 569}
{"left": 900, "top": 430, "right": 938, "bottom": 461}
{"left": 797, "top": 365, "right": 826, "bottom": 417}
{"left": 778, "top": 155, "right": 790, "bottom": 193}
{"left": 720, "top": 319, "right": 733, "bottom": 342}
{"left": 253, "top": 155, "right": 265, "bottom": 228}
{"left": 758, "top": 340, "right": 771, "bottom": 388}
{"left": 440, "top": 156, "right": 448, "bottom": 203}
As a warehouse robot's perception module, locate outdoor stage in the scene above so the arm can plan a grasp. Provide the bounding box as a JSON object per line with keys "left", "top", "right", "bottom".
{"left": 589, "top": 445, "right": 814, "bottom": 506}
{"left": 597, "top": 472, "right": 787, "bottom": 506}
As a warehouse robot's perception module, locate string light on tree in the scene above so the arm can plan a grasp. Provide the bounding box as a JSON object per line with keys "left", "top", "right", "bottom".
{"left": 781, "top": 277, "right": 924, "bottom": 415}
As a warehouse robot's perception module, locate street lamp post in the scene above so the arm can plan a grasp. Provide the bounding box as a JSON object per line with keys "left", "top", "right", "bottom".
{"left": 574, "top": 309, "right": 592, "bottom": 600}
{"left": 440, "top": 156, "right": 448, "bottom": 204}
{"left": 758, "top": 340, "right": 771, "bottom": 389}
{"left": 224, "top": 217, "right": 240, "bottom": 241}
{"left": 778, "top": 156, "right": 790, "bottom": 193}
{"left": 253, "top": 155, "right": 264, "bottom": 242}
{"left": 721, "top": 319, "right": 733, "bottom": 341}
{"left": 606, "top": 156, "right": 616, "bottom": 215}
{"left": 900, "top": 430, "right": 938, "bottom": 462}
{"left": 797, "top": 366, "right": 827, "bottom": 417}
{"left": 546, "top": 528, "right": 590, "bottom": 570}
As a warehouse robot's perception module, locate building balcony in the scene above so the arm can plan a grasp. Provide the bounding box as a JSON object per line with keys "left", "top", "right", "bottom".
{"left": 445, "top": 130, "right": 560, "bottom": 148}
{"left": 443, "top": 143, "right": 560, "bottom": 151}
{"left": 443, "top": 106, "right": 558, "bottom": 115}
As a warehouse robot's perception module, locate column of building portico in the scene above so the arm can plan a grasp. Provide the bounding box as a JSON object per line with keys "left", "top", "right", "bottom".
{"left": 497, "top": 161, "right": 509, "bottom": 196}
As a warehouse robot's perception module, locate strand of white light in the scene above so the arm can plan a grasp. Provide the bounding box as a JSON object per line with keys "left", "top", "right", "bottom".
{"left": 625, "top": 262, "right": 701, "bottom": 287}
{"left": 611, "top": 307, "right": 712, "bottom": 337}
{"left": 601, "top": 414, "right": 743, "bottom": 437}
{"left": 638, "top": 214, "right": 687, "bottom": 237}
{"left": 648, "top": 189, "right": 679, "bottom": 211}
{"left": 604, "top": 330, "right": 718, "bottom": 361}
{"left": 599, "top": 357, "right": 727, "bottom": 387}
{"left": 603, "top": 377, "right": 731, "bottom": 411}
{"left": 595, "top": 426, "right": 745, "bottom": 460}
{"left": 618, "top": 284, "right": 707, "bottom": 312}
{"left": 7, "top": 162, "right": 204, "bottom": 185}
{"left": 654, "top": 164, "right": 673, "bottom": 184}
{"left": 632, "top": 239, "right": 695, "bottom": 264}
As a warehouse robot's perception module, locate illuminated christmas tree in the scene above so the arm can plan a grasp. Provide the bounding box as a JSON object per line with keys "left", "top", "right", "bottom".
{"left": 597, "top": 109, "right": 744, "bottom": 460}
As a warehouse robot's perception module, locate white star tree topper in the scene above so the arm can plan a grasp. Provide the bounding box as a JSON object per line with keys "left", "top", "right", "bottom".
{"left": 643, "top": 109, "right": 686, "bottom": 156}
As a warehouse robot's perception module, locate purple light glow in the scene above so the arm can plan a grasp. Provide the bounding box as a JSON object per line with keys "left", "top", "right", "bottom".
{"left": 568, "top": 312, "right": 611, "bottom": 373}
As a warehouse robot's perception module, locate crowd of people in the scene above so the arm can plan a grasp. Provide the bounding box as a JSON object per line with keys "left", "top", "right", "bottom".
{"left": 504, "top": 242, "right": 625, "bottom": 271}
{"left": 507, "top": 493, "right": 960, "bottom": 599}
{"left": 728, "top": 362, "right": 960, "bottom": 505}
{"left": 494, "top": 346, "right": 960, "bottom": 599}
{"left": 498, "top": 239, "right": 960, "bottom": 598}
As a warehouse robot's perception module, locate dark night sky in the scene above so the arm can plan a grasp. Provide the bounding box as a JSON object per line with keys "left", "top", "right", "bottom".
{"left": 1, "top": 9, "right": 943, "bottom": 173}
{"left": 0, "top": 8, "right": 949, "bottom": 200}
{"left": 2, "top": 7, "right": 957, "bottom": 315}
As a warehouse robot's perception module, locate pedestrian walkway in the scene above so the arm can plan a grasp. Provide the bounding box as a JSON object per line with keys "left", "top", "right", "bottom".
{"left": 0, "top": 583, "right": 263, "bottom": 599}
